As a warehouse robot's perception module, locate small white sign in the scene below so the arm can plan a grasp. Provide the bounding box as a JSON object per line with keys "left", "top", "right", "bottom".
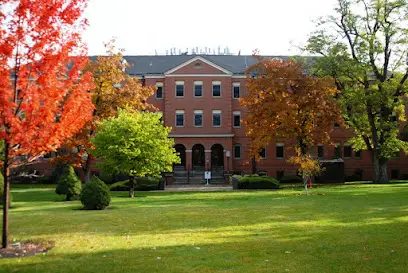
{"left": 204, "top": 171, "right": 211, "bottom": 180}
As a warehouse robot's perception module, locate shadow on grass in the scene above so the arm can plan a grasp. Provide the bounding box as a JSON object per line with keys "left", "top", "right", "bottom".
{"left": 1, "top": 219, "right": 407, "bottom": 273}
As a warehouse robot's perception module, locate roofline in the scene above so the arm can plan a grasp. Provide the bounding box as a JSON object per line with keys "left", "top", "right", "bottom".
{"left": 164, "top": 56, "right": 233, "bottom": 75}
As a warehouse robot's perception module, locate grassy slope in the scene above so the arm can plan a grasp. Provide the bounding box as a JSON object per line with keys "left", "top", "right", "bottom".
{"left": 0, "top": 183, "right": 408, "bottom": 273}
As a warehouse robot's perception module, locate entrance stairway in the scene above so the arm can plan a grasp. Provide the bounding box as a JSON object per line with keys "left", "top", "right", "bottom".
{"left": 173, "top": 166, "right": 226, "bottom": 184}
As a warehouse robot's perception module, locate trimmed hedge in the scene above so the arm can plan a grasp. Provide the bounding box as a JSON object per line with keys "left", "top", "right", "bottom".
{"left": 0, "top": 172, "right": 12, "bottom": 207}
{"left": 110, "top": 177, "right": 160, "bottom": 191}
{"left": 279, "top": 175, "right": 303, "bottom": 184}
{"left": 80, "top": 176, "right": 111, "bottom": 210}
{"left": 233, "top": 175, "right": 279, "bottom": 190}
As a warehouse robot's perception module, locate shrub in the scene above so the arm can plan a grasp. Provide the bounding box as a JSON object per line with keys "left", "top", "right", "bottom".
{"left": 279, "top": 175, "right": 303, "bottom": 184}
{"left": 0, "top": 172, "right": 12, "bottom": 207}
{"left": 55, "top": 165, "right": 82, "bottom": 201}
{"left": 110, "top": 177, "right": 160, "bottom": 191}
{"left": 51, "top": 162, "right": 68, "bottom": 184}
{"left": 80, "top": 176, "right": 111, "bottom": 210}
{"left": 235, "top": 175, "right": 279, "bottom": 189}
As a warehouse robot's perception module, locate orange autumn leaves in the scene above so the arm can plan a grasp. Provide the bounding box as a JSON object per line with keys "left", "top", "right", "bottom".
{"left": 241, "top": 57, "right": 344, "bottom": 169}
{"left": 62, "top": 40, "right": 155, "bottom": 166}
{"left": 0, "top": 0, "right": 94, "bottom": 162}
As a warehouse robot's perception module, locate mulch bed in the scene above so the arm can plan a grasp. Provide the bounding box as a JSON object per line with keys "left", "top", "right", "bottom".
{"left": 0, "top": 240, "right": 54, "bottom": 259}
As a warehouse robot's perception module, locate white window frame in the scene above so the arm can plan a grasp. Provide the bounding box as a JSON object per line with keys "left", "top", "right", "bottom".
{"left": 343, "top": 144, "right": 352, "bottom": 159}
{"left": 175, "top": 81, "right": 184, "bottom": 98}
{"left": 175, "top": 110, "right": 185, "bottom": 127}
{"left": 233, "top": 111, "right": 241, "bottom": 128}
{"left": 193, "top": 81, "right": 203, "bottom": 98}
{"left": 194, "top": 110, "right": 203, "bottom": 127}
{"left": 156, "top": 82, "right": 164, "bottom": 99}
{"left": 212, "top": 110, "right": 222, "bottom": 127}
{"left": 317, "top": 144, "right": 324, "bottom": 159}
{"left": 259, "top": 147, "right": 266, "bottom": 159}
{"left": 232, "top": 82, "right": 240, "bottom": 99}
{"left": 276, "top": 143, "right": 284, "bottom": 159}
{"left": 234, "top": 144, "right": 242, "bottom": 159}
{"left": 212, "top": 81, "right": 222, "bottom": 97}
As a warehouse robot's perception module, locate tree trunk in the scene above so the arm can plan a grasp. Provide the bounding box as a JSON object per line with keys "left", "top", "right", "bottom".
{"left": 372, "top": 152, "right": 388, "bottom": 183}
{"left": 2, "top": 142, "right": 10, "bottom": 249}
{"left": 83, "top": 154, "right": 92, "bottom": 182}
{"left": 129, "top": 176, "right": 135, "bottom": 198}
{"left": 251, "top": 156, "right": 257, "bottom": 174}
{"left": 302, "top": 175, "right": 309, "bottom": 196}
{"left": 66, "top": 193, "right": 72, "bottom": 201}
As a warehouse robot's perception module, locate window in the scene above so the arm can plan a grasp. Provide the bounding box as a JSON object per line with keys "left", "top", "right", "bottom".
{"left": 156, "top": 82, "right": 163, "bottom": 99}
{"left": 393, "top": 150, "right": 400, "bottom": 158}
{"left": 212, "top": 110, "right": 222, "bottom": 127}
{"left": 317, "top": 145, "right": 324, "bottom": 159}
{"left": 233, "top": 111, "right": 241, "bottom": 128}
{"left": 355, "top": 150, "right": 361, "bottom": 159}
{"left": 194, "top": 81, "right": 203, "bottom": 97}
{"left": 335, "top": 143, "right": 342, "bottom": 158}
{"left": 234, "top": 144, "right": 242, "bottom": 159}
{"left": 175, "top": 81, "right": 184, "bottom": 97}
{"left": 233, "top": 83, "right": 240, "bottom": 99}
{"left": 175, "top": 110, "right": 184, "bottom": 127}
{"left": 212, "top": 81, "right": 221, "bottom": 97}
{"left": 344, "top": 145, "right": 352, "bottom": 158}
{"left": 259, "top": 148, "right": 266, "bottom": 159}
{"left": 276, "top": 143, "right": 284, "bottom": 159}
{"left": 194, "top": 110, "right": 203, "bottom": 127}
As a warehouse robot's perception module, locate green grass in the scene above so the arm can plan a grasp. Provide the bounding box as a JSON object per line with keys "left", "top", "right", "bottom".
{"left": 1, "top": 182, "right": 408, "bottom": 272}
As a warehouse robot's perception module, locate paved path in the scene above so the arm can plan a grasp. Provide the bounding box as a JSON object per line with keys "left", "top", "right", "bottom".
{"left": 165, "top": 184, "right": 233, "bottom": 192}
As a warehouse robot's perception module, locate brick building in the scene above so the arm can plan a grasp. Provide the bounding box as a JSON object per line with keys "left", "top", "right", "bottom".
{"left": 25, "top": 54, "right": 408, "bottom": 183}
{"left": 121, "top": 54, "right": 407, "bottom": 182}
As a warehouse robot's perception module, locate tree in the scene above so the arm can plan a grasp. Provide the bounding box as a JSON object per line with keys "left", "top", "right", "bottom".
{"left": 305, "top": 0, "right": 408, "bottom": 183}
{"left": 80, "top": 176, "right": 111, "bottom": 210}
{"left": 0, "top": 0, "right": 94, "bottom": 248}
{"left": 55, "top": 165, "right": 82, "bottom": 201}
{"left": 91, "top": 109, "right": 180, "bottom": 197}
{"left": 63, "top": 40, "right": 155, "bottom": 181}
{"left": 241, "top": 58, "right": 343, "bottom": 193}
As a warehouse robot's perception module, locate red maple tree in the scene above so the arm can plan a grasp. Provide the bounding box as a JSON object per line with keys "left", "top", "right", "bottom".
{"left": 0, "top": 0, "right": 94, "bottom": 248}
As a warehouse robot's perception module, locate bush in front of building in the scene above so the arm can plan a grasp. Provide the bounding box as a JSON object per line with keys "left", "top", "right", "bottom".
{"left": 232, "top": 175, "right": 279, "bottom": 190}
{"left": 55, "top": 165, "right": 82, "bottom": 201}
{"left": 0, "top": 172, "right": 12, "bottom": 207}
{"left": 109, "top": 177, "right": 161, "bottom": 191}
{"left": 279, "top": 175, "right": 303, "bottom": 184}
{"left": 80, "top": 176, "right": 111, "bottom": 210}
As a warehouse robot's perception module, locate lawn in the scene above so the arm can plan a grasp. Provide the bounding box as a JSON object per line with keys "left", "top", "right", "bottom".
{"left": 0, "top": 182, "right": 408, "bottom": 273}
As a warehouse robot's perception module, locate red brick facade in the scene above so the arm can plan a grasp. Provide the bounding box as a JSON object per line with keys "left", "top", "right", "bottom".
{"left": 144, "top": 56, "right": 408, "bottom": 181}
{"left": 24, "top": 55, "right": 408, "bottom": 182}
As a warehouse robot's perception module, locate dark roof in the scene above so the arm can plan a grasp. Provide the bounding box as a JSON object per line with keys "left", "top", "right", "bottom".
{"left": 121, "top": 55, "right": 293, "bottom": 75}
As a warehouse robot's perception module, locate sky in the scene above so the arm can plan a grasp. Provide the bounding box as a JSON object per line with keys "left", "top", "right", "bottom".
{"left": 83, "top": 0, "right": 338, "bottom": 56}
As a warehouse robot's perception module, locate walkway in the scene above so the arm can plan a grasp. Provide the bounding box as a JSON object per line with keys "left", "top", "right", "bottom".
{"left": 165, "top": 184, "right": 233, "bottom": 192}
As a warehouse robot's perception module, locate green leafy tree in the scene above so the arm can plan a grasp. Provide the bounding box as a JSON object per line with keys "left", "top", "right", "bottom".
{"left": 305, "top": 0, "right": 408, "bottom": 183}
{"left": 55, "top": 165, "right": 82, "bottom": 201}
{"left": 91, "top": 109, "right": 180, "bottom": 197}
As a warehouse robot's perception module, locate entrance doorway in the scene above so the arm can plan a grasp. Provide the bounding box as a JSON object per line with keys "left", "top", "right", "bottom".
{"left": 211, "top": 144, "right": 224, "bottom": 172}
{"left": 174, "top": 144, "right": 186, "bottom": 170}
{"left": 192, "top": 144, "right": 205, "bottom": 171}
